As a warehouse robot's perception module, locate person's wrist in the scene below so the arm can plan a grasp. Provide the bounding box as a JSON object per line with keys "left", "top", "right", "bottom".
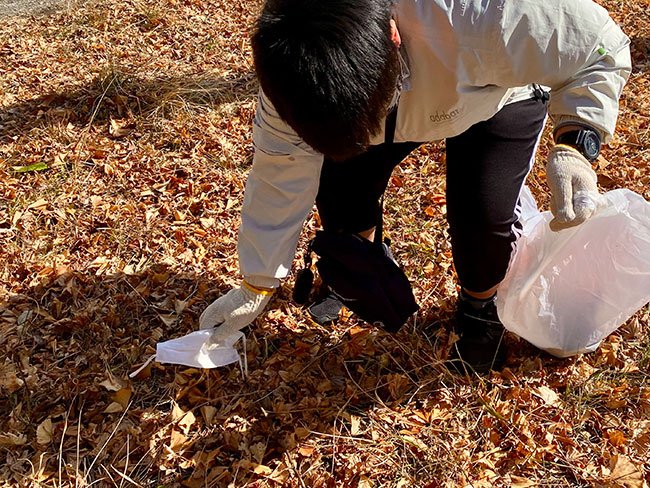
{"left": 241, "top": 280, "right": 275, "bottom": 296}
{"left": 552, "top": 117, "right": 606, "bottom": 143}
{"left": 552, "top": 143, "right": 585, "bottom": 155}
{"left": 552, "top": 126, "right": 601, "bottom": 162}
{"left": 553, "top": 124, "right": 585, "bottom": 142}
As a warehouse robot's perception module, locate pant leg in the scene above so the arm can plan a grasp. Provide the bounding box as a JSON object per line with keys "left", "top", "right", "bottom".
{"left": 316, "top": 142, "right": 421, "bottom": 233}
{"left": 445, "top": 97, "right": 547, "bottom": 293}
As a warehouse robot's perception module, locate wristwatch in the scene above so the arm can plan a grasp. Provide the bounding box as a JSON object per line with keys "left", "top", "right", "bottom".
{"left": 555, "top": 128, "right": 601, "bottom": 162}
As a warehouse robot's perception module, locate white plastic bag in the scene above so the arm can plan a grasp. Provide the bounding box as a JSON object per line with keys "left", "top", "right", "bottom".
{"left": 497, "top": 187, "right": 650, "bottom": 357}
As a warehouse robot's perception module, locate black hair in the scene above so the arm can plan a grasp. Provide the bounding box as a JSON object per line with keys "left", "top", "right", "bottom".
{"left": 252, "top": 0, "right": 399, "bottom": 160}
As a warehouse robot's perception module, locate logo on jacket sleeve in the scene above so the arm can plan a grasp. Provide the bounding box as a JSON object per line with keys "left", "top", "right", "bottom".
{"left": 430, "top": 109, "right": 461, "bottom": 123}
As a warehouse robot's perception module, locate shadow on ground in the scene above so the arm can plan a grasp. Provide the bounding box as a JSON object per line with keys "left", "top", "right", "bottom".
{"left": 0, "top": 71, "right": 258, "bottom": 143}
{"left": 0, "top": 263, "right": 449, "bottom": 486}
{"left": 631, "top": 35, "right": 650, "bottom": 73}
{"left": 0, "top": 0, "right": 73, "bottom": 17}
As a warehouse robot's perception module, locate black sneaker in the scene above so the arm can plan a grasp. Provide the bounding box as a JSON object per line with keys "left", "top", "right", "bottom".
{"left": 448, "top": 291, "right": 506, "bottom": 374}
{"left": 308, "top": 288, "right": 343, "bottom": 324}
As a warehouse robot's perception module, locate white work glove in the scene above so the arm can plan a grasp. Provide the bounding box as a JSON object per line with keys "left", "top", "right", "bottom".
{"left": 199, "top": 282, "right": 273, "bottom": 341}
{"left": 546, "top": 145, "right": 599, "bottom": 232}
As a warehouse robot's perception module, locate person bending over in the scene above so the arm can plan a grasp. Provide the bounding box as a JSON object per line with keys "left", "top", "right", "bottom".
{"left": 199, "top": 0, "right": 631, "bottom": 373}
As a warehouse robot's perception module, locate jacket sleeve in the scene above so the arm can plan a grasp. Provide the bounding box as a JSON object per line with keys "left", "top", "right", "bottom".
{"left": 490, "top": 0, "right": 631, "bottom": 142}
{"left": 237, "top": 91, "right": 324, "bottom": 289}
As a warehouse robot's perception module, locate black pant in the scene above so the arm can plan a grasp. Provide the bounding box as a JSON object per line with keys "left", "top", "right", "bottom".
{"left": 315, "top": 97, "right": 547, "bottom": 293}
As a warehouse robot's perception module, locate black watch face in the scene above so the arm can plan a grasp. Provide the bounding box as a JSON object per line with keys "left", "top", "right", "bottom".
{"left": 583, "top": 132, "right": 600, "bottom": 160}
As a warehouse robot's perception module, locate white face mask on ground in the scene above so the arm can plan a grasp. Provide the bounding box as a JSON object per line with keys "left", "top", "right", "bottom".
{"left": 156, "top": 329, "right": 245, "bottom": 368}
{"left": 129, "top": 330, "right": 247, "bottom": 378}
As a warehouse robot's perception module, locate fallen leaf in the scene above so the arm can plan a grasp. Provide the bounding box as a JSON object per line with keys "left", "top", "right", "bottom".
{"left": 200, "top": 217, "right": 215, "bottom": 228}
{"left": 0, "top": 363, "right": 24, "bottom": 393}
{"left": 387, "top": 373, "right": 410, "bottom": 400}
{"left": 428, "top": 193, "right": 446, "bottom": 204}
{"left": 0, "top": 433, "right": 27, "bottom": 446}
{"left": 236, "top": 459, "right": 274, "bottom": 476}
{"left": 391, "top": 175, "right": 404, "bottom": 187}
{"left": 173, "top": 209, "right": 186, "bottom": 222}
{"left": 171, "top": 402, "right": 186, "bottom": 422}
{"left": 359, "top": 476, "right": 374, "bottom": 488}
{"left": 158, "top": 314, "right": 178, "bottom": 326}
{"left": 295, "top": 427, "right": 310, "bottom": 440}
{"left": 27, "top": 198, "right": 48, "bottom": 211}
{"left": 606, "top": 397, "right": 628, "bottom": 409}
{"left": 177, "top": 410, "right": 196, "bottom": 435}
{"left": 109, "top": 118, "right": 134, "bottom": 138}
{"left": 632, "top": 431, "right": 650, "bottom": 456}
{"left": 400, "top": 434, "right": 427, "bottom": 452}
{"left": 249, "top": 441, "right": 267, "bottom": 464}
{"left": 606, "top": 430, "right": 628, "bottom": 447}
{"left": 169, "top": 429, "right": 188, "bottom": 452}
{"left": 511, "top": 476, "right": 537, "bottom": 488}
{"left": 112, "top": 386, "right": 132, "bottom": 410}
{"left": 13, "top": 162, "right": 48, "bottom": 173}
{"left": 201, "top": 405, "right": 217, "bottom": 425}
{"left": 607, "top": 455, "right": 643, "bottom": 488}
{"left": 351, "top": 415, "right": 361, "bottom": 436}
{"left": 534, "top": 386, "right": 560, "bottom": 406}
{"left": 36, "top": 418, "right": 53, "bottom": 445}
{"left": 252, "top": 463, "right": 273, "bottom": 476}
{"left": 175, "top": 299, "right": 188, "bottom": 314}
{"left": 298, "top": 445, "right": 315, "bottom": 457}
{"left": 103, "top": 402, "right": 124, "bottom": 414}
{"left": 597, "top": 154, "right": 611, "bottom": 170}
{"left": 99, "top": 376, "right": 126, "bottom": 392}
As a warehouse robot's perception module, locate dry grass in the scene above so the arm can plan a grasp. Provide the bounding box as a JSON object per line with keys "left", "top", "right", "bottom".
{"left": 0, "top": 0, "right": 649, "bottom": 486}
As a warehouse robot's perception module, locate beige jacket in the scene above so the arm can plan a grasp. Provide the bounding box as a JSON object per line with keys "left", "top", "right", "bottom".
{"left": 239, "top": 0, "right": 631, "bottom": 288}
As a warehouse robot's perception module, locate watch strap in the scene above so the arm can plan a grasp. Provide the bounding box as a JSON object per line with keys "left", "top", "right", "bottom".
{"left": 555, "top": 129, "right": 600, "bottom": 161}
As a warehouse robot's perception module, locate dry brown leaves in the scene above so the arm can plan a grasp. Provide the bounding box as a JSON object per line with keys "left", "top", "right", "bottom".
{"left": 0, "top": 0, "right": 649, "bottom": 486}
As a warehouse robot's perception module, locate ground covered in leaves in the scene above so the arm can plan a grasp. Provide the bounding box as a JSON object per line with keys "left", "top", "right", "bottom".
{"left": 0, "top": 0, "right": 649, "bottom": 486}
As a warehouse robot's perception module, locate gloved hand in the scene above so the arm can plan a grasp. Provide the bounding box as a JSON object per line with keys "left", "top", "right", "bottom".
{"left": 199, "top": 282, "right": 274, "bottom": 341}
{"left": 546, "top": 144, "right": 599, "bottom": 231}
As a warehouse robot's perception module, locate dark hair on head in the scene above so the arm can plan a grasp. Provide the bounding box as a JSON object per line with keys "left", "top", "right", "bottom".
{"left": 252, "top": 0, "right": 399, "bottom": 161}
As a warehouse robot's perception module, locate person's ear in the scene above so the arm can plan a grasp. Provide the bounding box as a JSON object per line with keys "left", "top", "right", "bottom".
{"left": 390, "top": 19, "right": 401, "bottom": 47}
